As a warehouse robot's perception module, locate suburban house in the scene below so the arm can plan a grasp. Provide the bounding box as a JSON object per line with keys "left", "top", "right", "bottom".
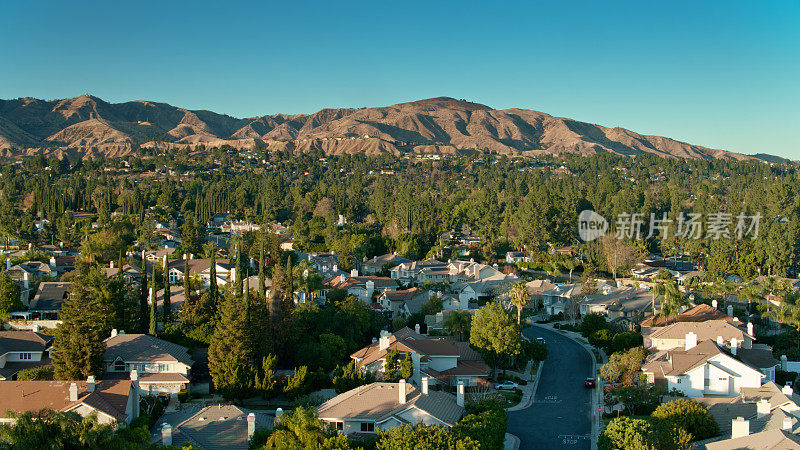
{"left": 390, "top": 259, "right": 447, "bottom": 283}
{"left": 28, "top": 281, "right": 72, "bottom": 320}
{"left": 325, "top": 274, "right": 398, "bottom": 303}
{"left": 579, "top": 286, "right": 658, "bottom": 320}
{"left": 301, "top": 253, "right": 341, "bottom": 277}
{"left": 647, "top": 320, "right": 755, "bottom": 351}
{"left": 351, "top": 327, "right": 489, "bottom": 387}
{"left": 640, "top": 303, "right": 733, "bottom": 328}
{"left": 6, "top": 260, "right": 55, "bottom": 304}
{"left": 144, "top": 247, "right": 177, "bottom": 262}
{"left": 151, "top": 404, "right": 271, "bottom": 449}
{"left": 361, "top": 253, "right": 411, "bottom": 275}
{"left": 505, "top": 251, "right": 529, "bottom": 264}
{"left": 705, "top": 429, "right": 800, "bottom": 450}
{"left": 151, "top": 286, "right": 187, "bottom": 322}
{"left": 103, "top": 262, "right": 142, "bottom": 284}
{"left": 317, "top": 379, "right": 465, "bottom": 435}
{"left": 642, "top": 339, "right": 767, "bottom": 397}
{"left": 164, "top": 257, "right": 234, "bottom": 287}
{"left": 103, "top": 331, "right": 193, "bottom": 396}
{"left": 377, "top": 288, "right": 428, "bottom": 318}
{"left": 0, "top": 376, "right": 139, "bottom": 425}
{"left": 540, "top": 283, "right": 584, "bottom": 316}
{"left": 0, "top": 331, "right": 53, "bottom": 380}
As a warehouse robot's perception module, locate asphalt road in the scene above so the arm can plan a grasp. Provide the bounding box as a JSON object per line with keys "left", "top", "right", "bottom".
{"left": 507, "top": 326, "right": 594, "bottom": 450}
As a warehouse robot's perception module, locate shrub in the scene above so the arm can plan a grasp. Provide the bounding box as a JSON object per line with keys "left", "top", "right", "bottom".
{"left": 651, "top": 398, "right": 719, "bottom": 440}
{"left": 598, "top": 417, "right": 690, "bottom": 450}
{"left": 580, "top": 313, "right": 609, "bottom": 337}
{"left": 611, "top": 331, "right": 644, "bottom": 353}
{"left": 589, "top": 329, "right": 613, "bottom": 350}
{"left": 15, "top": 365, "right": 55, "bottom": 381}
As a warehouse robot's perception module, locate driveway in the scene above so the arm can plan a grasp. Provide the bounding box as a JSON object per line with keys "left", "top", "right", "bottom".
{"left": 507, "top": 326, "right": 594, "bottom": 449}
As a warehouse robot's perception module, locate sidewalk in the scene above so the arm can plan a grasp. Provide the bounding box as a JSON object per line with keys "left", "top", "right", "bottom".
{"left": 506, "top": 359, "right": 543, "bottom": 412}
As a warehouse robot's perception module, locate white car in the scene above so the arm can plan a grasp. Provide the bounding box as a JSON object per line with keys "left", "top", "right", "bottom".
{"left": 495, "top": 381, "right": 519, "bottom": 390}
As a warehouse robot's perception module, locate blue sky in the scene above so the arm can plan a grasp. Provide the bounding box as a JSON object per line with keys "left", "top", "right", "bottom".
{"left": 1, "top": 1, "right": 798, "bottom": 158}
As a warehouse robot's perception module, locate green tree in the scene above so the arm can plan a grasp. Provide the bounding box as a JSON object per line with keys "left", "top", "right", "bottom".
{"left": 377, "top": 423, "right": 480, "bottom": 450}
{"left": 600, "top": 347, "right": 648, "bottom": 385}
{"left": 52, "top": 269, "right": 121, "bottom": 380}
{"left": 651, "top": 398, "right": 719, "bottom": 441}
{"left": 139, "top": 259, "right": 148, "bottom": 332}
{"left": 612, "top": 332, "right": 644, "bottom": 353}
{"left": 508, "top": 280, "right": 530, "bottom": 325}
{"left": 400, "top": 352, "right": 413, "bottom": 380}
{"left": 470, "top": 302, "right": 523, "bottom": 374}
{"left": 208, "top": 292, "right": 257, "bottom": 400}
{"left": 332, "top": 361, "right": 375, "bottom": 394}
{"left": 589, "top": 329, "right": 613, "bottom": 350}
{"left": 452, "top": 401, "right": 507, "bottom": 450}
{"left": 0, "top": 273, "right": 23, "bottom": 318}
{"left": 384, "top": 348, "right": 401, "bottom": 382}
{"left": 598, "top": 416, "right": 691, "bottom": 450}
{"left": 580, "top": 313, "right": 609, "bottom": 337}
{"left": 443, "top": 310, "right": 471, "bottom": 341}
{"left": 265, "top": 406, "right": 351, "bottom": 449}
{"left": 283, "top": 366, "right": 311, "bottom": 400}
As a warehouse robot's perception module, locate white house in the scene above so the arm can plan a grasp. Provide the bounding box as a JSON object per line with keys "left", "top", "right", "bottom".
{"left": 317, "top": 379, "right": 464, "bottom": 435}
{"left": 103, "top": 331, "right": 193, "bottom": 396}
{"left": 0, "top": 331, "right": 53, "bottom": 380}
{"left": 643, "top": 338, "right": 766, "bottom": 397}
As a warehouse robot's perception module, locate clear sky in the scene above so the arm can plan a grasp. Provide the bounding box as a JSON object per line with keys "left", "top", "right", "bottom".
{"left": 1, "top": 1, "right": 798, "bottom": 158}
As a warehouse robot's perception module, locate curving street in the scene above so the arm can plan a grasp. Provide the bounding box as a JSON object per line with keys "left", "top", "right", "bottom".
{"left": 507, "top": 326, "right": 594, "bottom": 449}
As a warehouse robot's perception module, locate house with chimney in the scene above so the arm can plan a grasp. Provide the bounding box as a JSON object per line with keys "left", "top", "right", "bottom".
{"left": 5, "top": 260, "right": 56, "bottom": 305}
{"left": 647, "top": 320, "right": 756, "bottom": 351}
{"left": 103, "top": 331, "right": 193, "bottom": 396}
{"left": 642, "top": 338, "right": 771, "bottom": 397}
{"left": 351, "top": 327, "right": 489, "bottom": 387}
{"left": 152, "top": 404, "right": 271, "bottom": 449}
{"left": 324, "top": 273, "right": 398, "bottom": 303}
{"left": 376, "top": 288, "right": 428, "bottom": 318}
{"left": 390, "top": 259, "right": 447, "bottom": 283}
{"left": 103, "top": 262, "right": 142, "bottom": 284}
{"left": 686, "top": 384, "right": 800, "bottom": 447}
{"left": 361, "top": 253, "right": 411, "bottom": 275}
{"left": 317, "top": 379, "right": 465, "bottom": 435}
{"left": 0, "top": 331, "right": 53, "bottom": 381}
{"left": 0, "top": 374, "right": 139, "bottom": 425}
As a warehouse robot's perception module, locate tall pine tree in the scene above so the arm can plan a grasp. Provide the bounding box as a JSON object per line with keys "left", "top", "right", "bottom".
{"left": 52, "top": 269, "right": 108, "bottom": 379}
{"left": 149, "top": 266, "right": 159, "bottom": 335}
{"left": 163, "top": 260, "right": 172, "bottom": 325}
{"left": 258, "top": 244, "right": 265, "bottom": 300}
{"left": 208, "top": 293, "right": 257, "bottom": 400}
{"left": 209, "top": 251, "right": 218, "bottom": 312}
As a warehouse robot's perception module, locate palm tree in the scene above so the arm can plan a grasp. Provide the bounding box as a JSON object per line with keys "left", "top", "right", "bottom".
{"left": 508, "top": 280, "right": 530, "bottom": 325}
{"left": 764, "top": 302, "right": 792, "bottom": 328}
{"left": 443, "top": 310, "right": 471, "bottom": 341}
{"left": 562, "top": 258, "right": 578, "bottom": 282}
{"left": 658, "top": 280, "right": 688, "bottom": 324}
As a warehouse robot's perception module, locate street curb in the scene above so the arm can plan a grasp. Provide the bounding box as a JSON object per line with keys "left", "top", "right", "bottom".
{"left": 503, "top": 432, "right": 521, "bottom": 450}
{"left": 505, "top": 360, "right": 544, "bottom": 412}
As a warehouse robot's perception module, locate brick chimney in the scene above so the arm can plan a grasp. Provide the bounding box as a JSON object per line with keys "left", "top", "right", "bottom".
{"left": 731, "top": 337, "right": 739, "bottom": 356}
{"left": 747, "top": 322, "right": 754, "bottom": 336}
{"left": 422, "top": 377, "right": 429, "bottom": 395}
{"left": 731, "top": 417, "right": 749, "bottom": 439}
{"left": 111, "top": 329, "right": 118, "bottom": 338}
{"left": 684, "top": 332, "right": 697, "bottom": 350}
{"left": 69, "top": 382, "right": 78, "bottom": 402}
{"left": 247, "top": 412, "right": 256, "bottom": 440}
{"left": 457, "top": 382, "right": 465, "bottom": 407}
{"left": 86, "top": 376, "right": 96, "bottom": 393}
{"left": 161, "top": 423, "right": 172, "bottom": 446}
{"left": 398, "top": 379, "right": 407, "bottom": 404}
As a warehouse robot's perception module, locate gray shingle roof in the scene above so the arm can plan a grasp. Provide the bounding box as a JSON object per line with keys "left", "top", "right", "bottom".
{"left": 103, "top": 333, "right": 193, "bottom": 366}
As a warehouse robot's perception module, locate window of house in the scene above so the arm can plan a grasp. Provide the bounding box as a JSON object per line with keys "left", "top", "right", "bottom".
{"left": 336, "top": 422, "right": 344, "bottom": 431}
{"left": 114, "top": 360, "right": 126, "bottom": 371}
{"left": 360, "top": 423, "right": 375, "bottom": 432}
{"left": 19, "top": 353, "right": 31, "bottom": 360}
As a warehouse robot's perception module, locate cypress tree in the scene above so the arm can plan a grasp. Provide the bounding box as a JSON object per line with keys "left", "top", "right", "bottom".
{"left": 235, "top": 244, "right": 244, "bottom": 298}
{"left": 258, "top": 244, "right": 265, "bottom": 300}
{"left": 149, "top": 266, "right": 158, "bottom": 335}
{"left": 183, "top": 257, "right": 191, "bottom": 298}
{"left": 139, "top": 257, "right": 148, "bottom": 332}
{"left": 163, "top": 261, "right": 172, "bottom": 325}
{"left": 209, "top": 251, "right": 217, "bottom": 312}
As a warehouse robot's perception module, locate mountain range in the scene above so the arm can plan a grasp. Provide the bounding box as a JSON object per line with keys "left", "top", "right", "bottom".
{"left": 0, "top": 95, "right": 758, "bottom": 160}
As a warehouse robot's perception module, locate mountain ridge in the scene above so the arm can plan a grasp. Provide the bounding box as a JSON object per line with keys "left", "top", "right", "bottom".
{"left": 0, "top": 95, "right": 759, "bottom": 161}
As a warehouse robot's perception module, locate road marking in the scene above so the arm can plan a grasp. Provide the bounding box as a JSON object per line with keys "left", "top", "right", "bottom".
{"left": 559, "top": 434, "right": 591, "bottom": 445}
